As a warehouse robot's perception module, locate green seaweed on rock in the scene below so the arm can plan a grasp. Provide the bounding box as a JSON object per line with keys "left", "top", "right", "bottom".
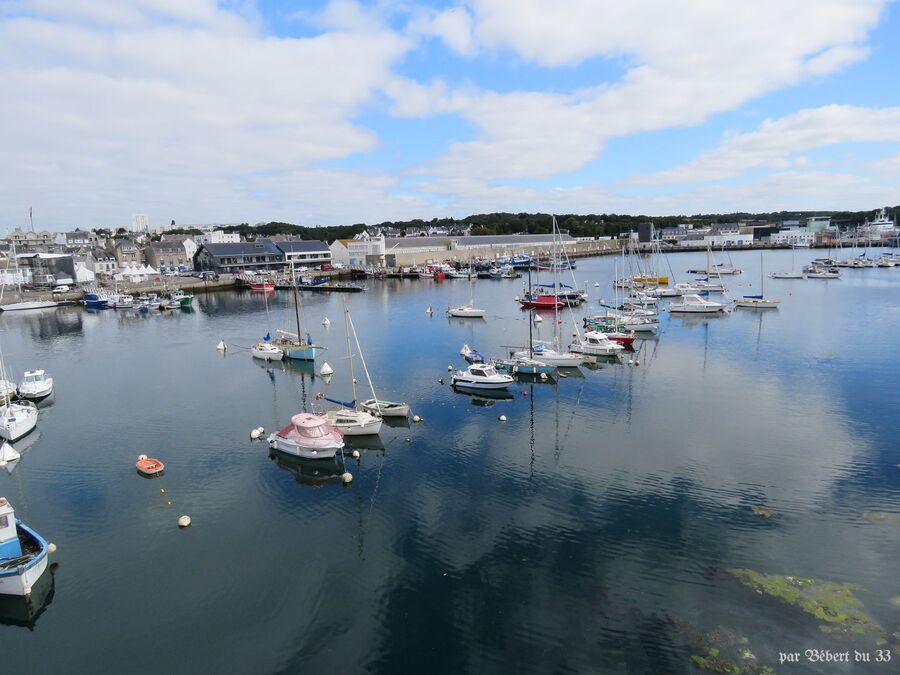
{"left": 728, "top": 569, "right": 882, "bottom": 638}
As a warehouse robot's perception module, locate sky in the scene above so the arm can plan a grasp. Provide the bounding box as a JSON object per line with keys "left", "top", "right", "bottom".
{"left": 1, "top": 0, "right": 899, "bottom": 231}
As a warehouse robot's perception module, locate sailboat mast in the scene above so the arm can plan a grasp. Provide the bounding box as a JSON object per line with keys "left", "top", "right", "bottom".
{"left": 343, "top": 298, "right": 357, "bottom": 403}
{"left": 347, "top": 310, "right": 379, "bottom": 408}
{"left": 290, "top": 260, "right": 302, "bottom": 339}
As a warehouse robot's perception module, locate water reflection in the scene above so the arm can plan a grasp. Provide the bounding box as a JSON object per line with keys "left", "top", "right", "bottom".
{"left": 0, "top": 566, "right": 56, "bottom": 629}
{"left": 268, "top": 449, "right": 346, "bottom": 487}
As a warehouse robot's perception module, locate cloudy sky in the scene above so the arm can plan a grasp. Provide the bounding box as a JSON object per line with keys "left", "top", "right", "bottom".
{"left": 1, "top": 0, "right": 898, "bottom": 230}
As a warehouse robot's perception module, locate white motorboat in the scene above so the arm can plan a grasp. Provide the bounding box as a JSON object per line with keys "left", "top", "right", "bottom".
{"left": 17, "top": 370, "right": 53, "bottom": 400}
{"left": 570, "top": 331, "right": 625, "bottom": 356}
{"left": 267, "top": 413, "right": 344, "bottom": 459}
{"left": 770, "top": 271, "right": 804, "bottom": 279}
{"left": 322, "top": 408, "right": 383, "bottom": 436}
{"left": 693, "top": 279, "right": 727, "bottom": 292}
{"left": 669, "top": 294, "right": 726, "bottom": 313}
{"left": 512, "top": 342, "right": 584, "bottom": 367}
{"left": 251, "top": 341, "right": 283, "bottom": 361}
{"left": 447, "top": 304, "right": 486, "bottom": 318}
{"left": 710, "top": 263, "right": 742, "bottom": 275}
{"left": 359, "top": 399, "right": 410, "bottom": 418}
{"left": 0, "top": 401, "right": 38, "bottom": 442}
{"left": 112, "top": 294, "right": 134, "bottom": 309}
{"left": 804, "top": 265, "right": 840, "bottom": 279}
{"left": 451, "top": 363, "right": 514, "bottom": 390}
{"left": 645, "top": 286, "right": 682, "bottom": 298}
{"left": 0, "top": 497, "right": 51, "bottom": 597}
{"left": 0, "top": 300, "right": 58, "bottom": 312}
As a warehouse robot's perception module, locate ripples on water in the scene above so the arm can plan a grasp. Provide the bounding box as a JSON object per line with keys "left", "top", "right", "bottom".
{"left": 1, "top": 249, "right": 900, "bottom": 673}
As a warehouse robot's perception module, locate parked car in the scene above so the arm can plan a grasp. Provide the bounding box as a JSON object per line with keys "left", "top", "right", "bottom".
{"left": 51, "top": 284, "right": 70, "bottom": 294}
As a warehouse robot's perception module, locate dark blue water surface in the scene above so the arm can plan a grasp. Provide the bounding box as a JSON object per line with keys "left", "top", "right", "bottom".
{"left": 2, "top": 249, "right": 899, "bottom": 674}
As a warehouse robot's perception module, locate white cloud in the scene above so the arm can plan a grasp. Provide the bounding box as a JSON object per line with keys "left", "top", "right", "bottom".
{"left": 412, "top": 0, "right": 887, "bottom": 191}
{"left": 635, "top": 105, "right": 900, "bottom": 185}
{"left": 408, "top": 6, "right": 476, "bottom": 57}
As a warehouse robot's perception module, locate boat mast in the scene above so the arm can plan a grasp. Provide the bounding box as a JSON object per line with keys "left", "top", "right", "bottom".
{"left": 290, "top": 260, "right": 303, "bottom": 341}
{"left": 343, "top": 298, "right": 358, "bottom": 404}
{"left": 347, "top": 309, "right": 380, "bottom": 409}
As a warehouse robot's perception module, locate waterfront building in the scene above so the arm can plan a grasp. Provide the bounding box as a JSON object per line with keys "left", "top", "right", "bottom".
{"left": 271, "top": 239, "right": 331, "bottom": 269}
{"left": 146, "top": 240, "right": 192, "bottom": 270}
{"left": 194, "top": 240, "right": 284, "bottom": 273}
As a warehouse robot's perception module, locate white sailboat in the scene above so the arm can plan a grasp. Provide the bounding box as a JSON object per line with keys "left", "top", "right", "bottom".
{"left": 736, "top": 253, "right": 780, "bottom": 309}
{"left": 448, "top": 258, "right": 486, "bottom": 317}
{"left": 669, "top": 294, "right": 726, "bottom": 313}
{"left": 320, "top": 300, "right": 383, "bottom": 436}
{"left": 250, "top": 286, "right": 283, "bottom": 361}
{"left": 770, "top": 246, "right": 804, "bottom": 279}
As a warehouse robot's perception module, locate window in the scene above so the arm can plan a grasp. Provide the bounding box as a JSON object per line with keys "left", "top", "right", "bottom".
{"left": 0, "top": 514, "right": 7, "bottom": 528}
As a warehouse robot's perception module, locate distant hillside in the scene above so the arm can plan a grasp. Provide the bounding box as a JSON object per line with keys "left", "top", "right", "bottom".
{"left": 222, "top": 207, "right": 898, "bottom": 243}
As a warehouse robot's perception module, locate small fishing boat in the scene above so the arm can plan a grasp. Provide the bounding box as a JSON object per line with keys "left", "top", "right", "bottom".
{"left": 82, "top": 288, "right": 110, "bottom": 309}
{"left": 359, "top": 399, "right": 410, "bottom": 418}
{"left": 518, "top": 294, "right": 565, "bottom": 310}
{"left": 0, "top": 401, "right": 37, "bottom": 442}
{"left": 267, "top": 413, "right": 344, "bottom": 459}
{"left": 248, "top": 276, "right": 275, "bottom": 291}
{"left": 251, "top": 340, "right": 283, "bottom": 362}
{"left": 668, "top": 294, "right": 726, "bottom": 314}
{"left": 0, "top": 497, "right": 50, "bottom": 597}
{"left": 111, "top": 294, "right": 134, "bottom": 309}
{"left": 570, "top": 331, "right": 625, "bottom": 356}
{"left": 135, "top": 457, "right": 165, "bottom": 477}
{"left": 164, "top": 289, "right": 194, "bottom": 308}
{"left": 451, "top": 363, "right": 514, "bottom": 390}
{"left": 17, "top": 371, "right": 53, "bottom": 400}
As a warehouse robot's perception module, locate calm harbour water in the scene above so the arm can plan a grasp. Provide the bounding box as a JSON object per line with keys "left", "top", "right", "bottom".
{"left": 2, "top": 249, "right": 899, "bottom": 674}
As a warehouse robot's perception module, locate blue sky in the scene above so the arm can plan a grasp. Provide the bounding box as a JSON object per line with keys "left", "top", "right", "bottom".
{"left": 0, "top": 0, "right": 898, "bottom": 229}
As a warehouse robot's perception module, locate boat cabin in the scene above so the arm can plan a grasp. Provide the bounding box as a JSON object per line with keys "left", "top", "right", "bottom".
{"left": 0, "top": 498, "right": 23, "bottom": 560}
{"left": 21, "top": 371, "right": 47, "bottom": 386}
{"left": 470, "top": 365, "right": 498, "bottom": 377}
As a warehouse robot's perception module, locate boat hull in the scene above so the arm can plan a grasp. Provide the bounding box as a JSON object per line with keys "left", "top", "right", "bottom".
{"left": 281, "top": 345, "right": 317, "bottom": 361}
{"left": 0, "top": 403, "right": 38, "bottom": 442}
{"left": 267, "top": 435, "right": 340, "bottom": 459}
{"left": 359, "top": 400, "right": 410, "bottom": 417}
{"left": 0, "top": 524, "right": 49, "bottom": 597}
{"left": 0, "top": 301, "right": 58, "bottom": 312}
{"left": 451, "top": 378, "right": 512, "bottom": 390}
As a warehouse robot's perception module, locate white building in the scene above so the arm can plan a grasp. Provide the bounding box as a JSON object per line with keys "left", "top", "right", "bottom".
{"left": 132, "top": 214, "right": 150, "bottom": 232}
{"left": 195, "top": 230, "right": 240, "bottom": 245}
{"left": 345, "top": 235, "right": 386, "bottom": 267}
{"left": 273, "top": 239, "right": 331, "bottom": 268}
{"left": 771, "top": 229, "right": 816, "bottom": 246}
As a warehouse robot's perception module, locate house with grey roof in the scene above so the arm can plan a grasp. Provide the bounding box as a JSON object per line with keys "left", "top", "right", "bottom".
{"left": 194, "top": 240, "right": 284, "bottom": 273}
{"left": 271, "top": 238, "right": 331, "bottom": 268}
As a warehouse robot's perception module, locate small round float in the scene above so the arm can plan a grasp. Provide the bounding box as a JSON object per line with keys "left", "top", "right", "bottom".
{"left": 136, "top": 457, "right": 165, "bottom": 477}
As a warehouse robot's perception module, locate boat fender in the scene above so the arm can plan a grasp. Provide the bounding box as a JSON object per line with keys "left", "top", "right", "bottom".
{"left": 540, "top": 372, "right": 548, "bottom": 380}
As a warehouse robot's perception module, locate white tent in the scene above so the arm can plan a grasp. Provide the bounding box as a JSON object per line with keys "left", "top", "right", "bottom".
{"left": 74, "top": 262, "right": 96, "bottom": 284}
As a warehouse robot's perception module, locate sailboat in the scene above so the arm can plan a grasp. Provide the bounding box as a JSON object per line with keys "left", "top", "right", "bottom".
{"left": 514, "top": 217, "right": 584, "bottom": 367}
{"left": 448, "top": 258, "right": 486, "bottom": 317}
{"left": 0, "top": 354, "right": 37, "bottom": 442}
{"left": 250, "top": 290, "right": 283, "bottom": 361}
{"left": 770, "top": 246, "right": 804, "bottom": 279}
{"left": 320, "top": 300, "right": 383, "bottom": 435}
{"left": 272, "top": 261, "right": 318, "bottom": 360}
{"left": 736, "top": 253, "right": 780, "bottom": 309}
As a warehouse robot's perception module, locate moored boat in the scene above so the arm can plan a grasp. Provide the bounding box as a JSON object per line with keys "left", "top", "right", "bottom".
{"left": 0, "top": 497, "right": 50, "bottom": 597}
{"left": 17, "top": 371, "right": 53, "bottom": 400}
{"left": 267, "top": 413, "right": 344, "bottom": 459}
{"left": 669, "top": 294, "right": 726, "bottom": 313}
{"left": 0, "top": 401, "right": 37, "bottom": 442}
{"left": 451, "top": 363, "right": 514, "bottom": 390}
{"left": 135, "top": 457, "right": 165, "bottom": 477}
{"left": 251, "top": 340, "right": 283, "bottom": 361}
{"left": 359, "top": 399, "right": 410, "bottom": 418}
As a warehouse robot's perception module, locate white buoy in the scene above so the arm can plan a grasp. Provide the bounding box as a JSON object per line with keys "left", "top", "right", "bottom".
{"left": 320, "top": 362, "right": 334, "bottom": 376}
{"left": 257, "top": 426, "right": 265, "bottom": 434}
{"left": 351, "top": 450, "right": 360, "bottom": 460}
{"left": 540, "top": 372, "right": 548, "bottom": 380}
{"left": 216, "top": 340, "right": 227, "bottom": 351}
{"left": 628, "top": 359, "right": 634, "bottom": 365}
{"left": 341, "top": 472, "right": 353, "bottom": 484}
{"left": 572, "top": 330, "right": 578, "bottom": 337}
{"left": 48, "top": 543, "right": 57, "bottom": 554}
{"left": 594, "top": 282, "right": 600, "bottom": 287}
{"left": 447, "top": 365, "right": 453, "bottom": 371}
{"left": 426, "top": 306, "right": 433, "bottom": 315}
{"left": 412, "top": 415, "right": 422, "bottom": 423}
{"left": 138, "top": 453, "right": 148, "bottom": 461}
{"left": 498, "top": 415, "right": 507, "bottom": 422}
{"left": 514, "top": 295, "right": 520, "bottom": 301}
{"left": 177, "top": 515, "right": 192, "bottom": 528}
{"left": 534, "top": 315, "right": 543, "bottom": 324}
{"left": 250, "top": 428, "right": 261, "bottom": 440}
{"left": 322, "top": 317, "right": 330, "bottom": 326}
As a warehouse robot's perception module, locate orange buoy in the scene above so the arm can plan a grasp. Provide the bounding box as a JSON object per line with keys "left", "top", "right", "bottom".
{"left": 136, "top": 457, "right": 165, "bottom": 477}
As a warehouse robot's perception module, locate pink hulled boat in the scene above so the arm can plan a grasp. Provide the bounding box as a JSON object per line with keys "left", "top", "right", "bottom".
{"left": 267, "top": 413, "right": 344, "bottom": 459}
